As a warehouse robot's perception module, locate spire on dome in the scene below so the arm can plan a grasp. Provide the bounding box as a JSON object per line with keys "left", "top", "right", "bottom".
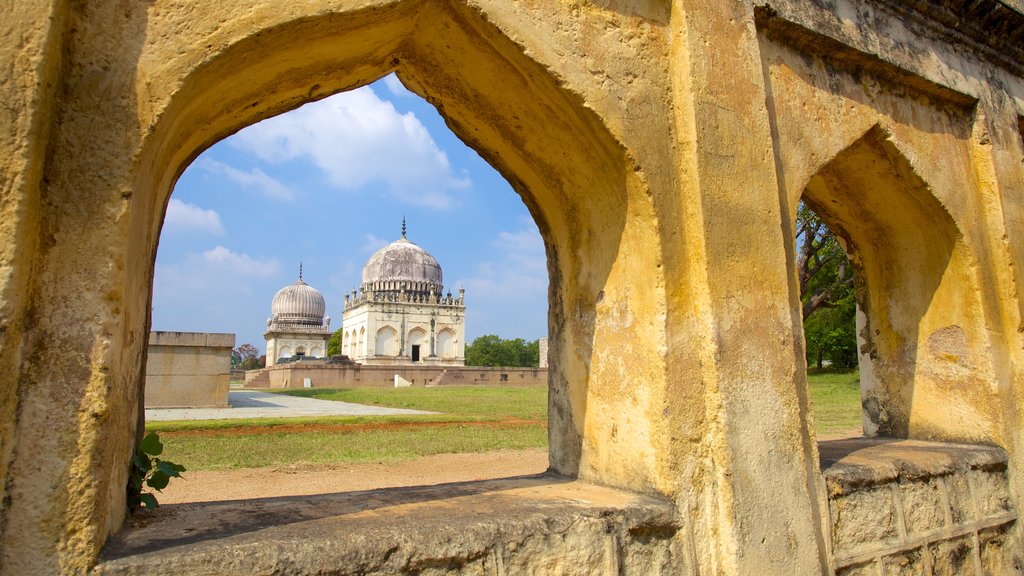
{"left": 299, "top": 262, "right": 303, "bottom": 281}
{"left": 401, "top": 216, "right": 407, "bottom": 239}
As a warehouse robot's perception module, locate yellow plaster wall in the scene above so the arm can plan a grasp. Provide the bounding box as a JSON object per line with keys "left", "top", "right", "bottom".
{"left": 1, "top": 0, "right": 1022, "bottom": 574}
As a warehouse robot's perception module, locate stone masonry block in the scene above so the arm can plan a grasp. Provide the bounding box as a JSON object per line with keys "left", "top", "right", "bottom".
{"left": 900, "top": 478, "right": 946, "bottom": 536}
{"left": 832, "top": 485, "right": 900, "bottom": 553}
{"left": 946, "top": 472, "right": 978, "bottom": 526}
{"left": 880, "top": 547, "right": 925, "bottom": 576}
{"left": 928, "top": 536, "right": 978, "bottom": 576}
{"left": 972, "top": 469, "right": 1013, "bottom": 518}
{"left": 978, "top": 524, "right": 1024, "bottom": 575}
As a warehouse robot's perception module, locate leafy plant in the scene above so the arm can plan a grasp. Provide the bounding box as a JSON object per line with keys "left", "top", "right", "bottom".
{"left": 127, "top": 431, "right": 186, "bottom": 512}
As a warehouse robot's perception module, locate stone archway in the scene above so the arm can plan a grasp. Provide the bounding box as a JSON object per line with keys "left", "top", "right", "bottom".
{"left": 798, "top": 127, "right": 1000, "bottom": 442}
{"left": 24, "top": 0, "right": 1024, "bottom": 572}
{"left": 0, "top": 4, "right": 676, "bottom": 568}
{"left": 406, "top": 328, "right": 426, "bottom": 361}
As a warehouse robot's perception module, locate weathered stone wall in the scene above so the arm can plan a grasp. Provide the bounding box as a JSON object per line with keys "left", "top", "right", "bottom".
{"left": 821, "top": 439, "right": 1022, "bottom": 574}
{"left": 244, "top": 361, "right": 547, "bottom": 389}
{"left": 1, "top": 0, "right": 1022, "bottom": 573}
{"left": 144, "top": 331, "right": 233, "bottom": 408}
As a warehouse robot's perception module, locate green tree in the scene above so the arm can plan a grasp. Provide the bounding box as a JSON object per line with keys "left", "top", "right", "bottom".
{"left": 797, "top": 203, "right": 857, "bottom": 369}
{"left": 327, "top": 328, "right": 343, "bottom": 356}
{"left": 233, "top": 343, "right": 263, "bottom": 370}
{"left": 465, "top": 335, "right": 540, "bottom": 367}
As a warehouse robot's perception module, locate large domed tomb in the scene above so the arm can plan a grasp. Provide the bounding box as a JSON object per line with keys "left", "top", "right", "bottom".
{"left": 342, "top": 223, "right": 466, "bottom": 366}
{"left": 361, "top": 238, "right": 443, "bottom": 296}
{"left": 264, "top": 267, "right": 332, "bottom": 365}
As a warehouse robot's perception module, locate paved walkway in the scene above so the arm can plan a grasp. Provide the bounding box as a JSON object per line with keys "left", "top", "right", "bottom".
{"left": 145, "top": 391, "right": 435, "bottom": 421}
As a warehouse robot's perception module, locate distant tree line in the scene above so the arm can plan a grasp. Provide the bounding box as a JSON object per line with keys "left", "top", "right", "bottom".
{"left": 465, "top": 335, "right": 540, "bottom": 368}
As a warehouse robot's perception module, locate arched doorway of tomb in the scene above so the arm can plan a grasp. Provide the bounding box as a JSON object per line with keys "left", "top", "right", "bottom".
{"left": 407, "top": 328, "right": 426, "bottom": 362}
{"left": 793, "top": 126, "right": 1000, "bottom": 443}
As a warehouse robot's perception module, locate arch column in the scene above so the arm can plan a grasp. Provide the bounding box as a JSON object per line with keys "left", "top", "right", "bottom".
{"left": 667, "top": 0, "right": 830, "bottom": 572}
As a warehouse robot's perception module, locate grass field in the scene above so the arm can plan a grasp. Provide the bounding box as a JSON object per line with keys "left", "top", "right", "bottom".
{"left": 151, "top": 373, "right": 861, "bottom": 471}
{"left": 806, "top": 369, "right": 861, "bottom": 434}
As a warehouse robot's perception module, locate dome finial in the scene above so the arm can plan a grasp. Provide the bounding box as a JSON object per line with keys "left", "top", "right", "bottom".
{"left": 299, "top": 262, "right": 303, "bottom": 281}
{"left": 401, "top": 216, "right": 407, "bottom": 239}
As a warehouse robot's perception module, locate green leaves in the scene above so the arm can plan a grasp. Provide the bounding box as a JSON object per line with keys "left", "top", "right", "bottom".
{"left": 139, "top": 493, "right": 159, "bottom": 511}
{"left": 127, "top": 431, "right": 186, "bottom": 513}
{"left": 156, "top": 460, "right": 186, "bottom": 477}
{"left": 140, "top": 431, "right": 163, "bottom": 456}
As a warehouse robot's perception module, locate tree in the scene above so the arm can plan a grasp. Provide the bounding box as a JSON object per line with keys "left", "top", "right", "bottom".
{"left": 233, "top": 343, "right": 262, "bottom": 370}
{"left": 797, "top": 203, "right": 854, "bottom": 320}
{"left": 465, "top": 335, "right": 540, "bottom": 368}
{"left": 327, "top": 328, "right": 343, "bottom": 356}
{"left": 797, "top": 203, "right": 857, "bottom": 369}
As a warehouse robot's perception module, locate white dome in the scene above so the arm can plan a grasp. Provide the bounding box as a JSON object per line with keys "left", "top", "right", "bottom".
{"left": 362, "top": 237, "right": 443, "bottom": 293}
{"left": 270, "top": 278, "right": 326, "bottom": 325}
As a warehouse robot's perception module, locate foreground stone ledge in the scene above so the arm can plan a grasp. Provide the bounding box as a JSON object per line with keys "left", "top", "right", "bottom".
{"left": 93, "top": 475, "right": 681, "bottom": 575}
{"left": 819, "top": 438, "right": 1022, "bottom": 574}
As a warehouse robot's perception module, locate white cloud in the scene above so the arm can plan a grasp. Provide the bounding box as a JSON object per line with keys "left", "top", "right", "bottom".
{"left": 361, "top": 233, "right": 389, "bottom": 254}
{"left": 200, "top": 159, "right": 295, "bottom": 201}
{"left": 383, "top": 73, "right": 414, "bottom": 98}
{"left": 201, "top": 246, "right": 280, "bottom": 277}
{"left": 164, "top": 199, "right": 224, "bottom": 235}
{"left": 152, "top": 247, "right": 281, "bottom": 346}
{"left": 156, "top": 247, "right": 279, "bottom": 294}
{"left": 230, "top": 85, "right": 469, "bottom": 209}
{"left": 459, "top": 220, "right": 547, "bottom": 298}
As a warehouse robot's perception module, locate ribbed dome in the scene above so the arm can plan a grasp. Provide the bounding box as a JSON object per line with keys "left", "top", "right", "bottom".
{"left": 362, "top": 237, "right": 443, "bottom": 293}
{"left": 270, "top": 278, "right": 326, "bottom": 325}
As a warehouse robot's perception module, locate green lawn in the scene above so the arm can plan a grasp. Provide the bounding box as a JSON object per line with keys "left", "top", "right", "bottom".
{"left": 152, "top": 375, "right": 861, "bottom": 471}
{"left": 806, "top": 370, "right": 862, "bottom": 434}
{"left": 272, "top": 386, "right": 547, "bottom": 421}
{"left": 160, "top": 424, "right": 546, "bottom": 470}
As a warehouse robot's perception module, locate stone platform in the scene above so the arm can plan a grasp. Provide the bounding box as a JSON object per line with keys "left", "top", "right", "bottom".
{"left": 93, "top": 475, "right": 680, "bottom": 575}
{"left": 93, "top": 438, "right": 1022, "bottom": 575}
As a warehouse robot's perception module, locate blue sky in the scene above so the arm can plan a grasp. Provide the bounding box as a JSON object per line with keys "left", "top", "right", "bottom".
{"left": 152, "top": 74, "right": 548, "bottom": 352}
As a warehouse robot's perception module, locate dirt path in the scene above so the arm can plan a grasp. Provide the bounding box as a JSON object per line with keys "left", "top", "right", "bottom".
{"left": 158, "top": 448, "right": 550, "bottom": 504}
{"left": 158, "top": 429, "right": 861, "bottom": 505}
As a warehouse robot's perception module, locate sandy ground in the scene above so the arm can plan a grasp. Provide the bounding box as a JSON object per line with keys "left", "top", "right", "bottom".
{"left": 158, "top": 430, "right": 860, "bottom": 505}
{"left": 158, "top": 448, "right": 550, "bottom": 504}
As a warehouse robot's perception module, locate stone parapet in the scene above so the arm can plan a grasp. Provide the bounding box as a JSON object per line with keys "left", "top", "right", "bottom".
{"left": 244, "top": 361, "right": 546, "bottom": 389}
{"left": 147, "top": 331, "right": 234, "bottom": 349}
{"left": 94, "top": 477, "right": 681, "bottom": 575}
{"left": 820, "top": 438, "right": 1021, "bottom": 574}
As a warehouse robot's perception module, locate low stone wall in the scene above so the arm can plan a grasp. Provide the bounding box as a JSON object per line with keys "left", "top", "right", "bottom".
{"left": 95, "top": 477, "right": 682, "bottom": 575}
{"left": 244, "top": 361, "right": 546, "bottom": 389}
{"left": 145, "top": 331, "right": 234, "bottom": 408}
{"left": 820, "top": 438, "right": 1021, "bottom": 575}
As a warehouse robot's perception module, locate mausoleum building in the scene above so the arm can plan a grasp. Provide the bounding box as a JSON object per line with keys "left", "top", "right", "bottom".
{"left": 264, "top": 267, "right": 331, "bottom": 365}
{"left": 342, "top": 224, "right": 465, "bottom": 365}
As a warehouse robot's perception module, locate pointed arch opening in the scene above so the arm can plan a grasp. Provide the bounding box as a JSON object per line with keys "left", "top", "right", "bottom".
{"left": 124, "top": 0, "right": 660, "bottom": 496}
{"left": 797, "top": 127, "right": 999, "bottom": 441}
